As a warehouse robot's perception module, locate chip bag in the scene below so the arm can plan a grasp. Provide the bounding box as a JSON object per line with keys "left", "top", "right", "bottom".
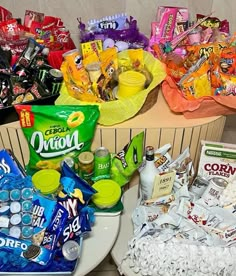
{"left": 110, "top": 131, "right": 144, "bottom": 187}
{"left": 15, "top": 105, "right": 100, "bottom": 175}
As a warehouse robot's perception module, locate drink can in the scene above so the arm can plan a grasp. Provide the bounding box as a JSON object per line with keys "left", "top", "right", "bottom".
{"left": 62, "top": 49, "right": 83, "bottom": 76}
{"left": 62, "top": 240, "right": 81, "bottom": 261}
{"left": 44, "top": 68, "right": 63, "bottom": 94}
{"left": 93, "top": 147, "right": 111, "bottom": 180}
{"left": 201, "top": 177, "right": 228, "bottom": 204}
{"left": 57, "top": 27, "right": 70, "bottom": 49}
{"left": 61, "top": 157, "right": 75, "bottom": 171}
{"left": 36, "top": 64, "right": 52, "bottom": 84}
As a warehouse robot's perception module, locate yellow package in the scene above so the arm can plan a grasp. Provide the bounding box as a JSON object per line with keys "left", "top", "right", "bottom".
{"left": 217, "top": 72, "right": 236, "bottom": 96}
{"left": 81, "top": 40, "right": 103, "bottom": 59}
{"left": 83, "top": 51, "right": 100, "bottom": 68}
{"left": 99, "top": 47, "right": 118, "bottom": 78}
{"left": 179, "top": 58, "right": 212, "bottom": 99}
{"left": 128, "top": 48, "right": 144, "bottom": 70}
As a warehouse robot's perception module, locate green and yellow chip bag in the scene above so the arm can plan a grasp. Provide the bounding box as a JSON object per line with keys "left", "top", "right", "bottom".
{"left": 15, "top": 105, "right": 100, "bottom": 175}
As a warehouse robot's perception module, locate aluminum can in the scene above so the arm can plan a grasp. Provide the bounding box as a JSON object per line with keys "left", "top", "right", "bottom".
{"left": 62, "top": 240, "right": 81, "bottom": 261}
{"left": 201, "top": 177, "right": 228, "bottom": 204}
{"left": 45, "top": 68, "right": 63, "bottom": 94}
{"left": 57, "top": 27, "right": 70, "bottom": 48}
{"left": 61, "top": 156, "right": 75, "bottom": 171}
{"left": 94, "top": 147, "right": 111, "bottom": 180}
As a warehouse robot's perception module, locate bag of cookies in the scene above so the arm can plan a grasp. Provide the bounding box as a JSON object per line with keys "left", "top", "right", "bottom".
{"left": 15, "top": 104, "right": 100, "bottom": 175}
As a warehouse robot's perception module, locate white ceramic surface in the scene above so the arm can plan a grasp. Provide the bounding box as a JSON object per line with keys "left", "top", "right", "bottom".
{"left": 111, "top": 185, "right": 140, "bottom": 276}
{"left": 74, "top": 214, "right": 120, "bottom": 276}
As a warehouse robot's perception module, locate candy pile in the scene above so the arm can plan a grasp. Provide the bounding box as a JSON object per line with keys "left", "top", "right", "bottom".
{"left": 0, "top": 39, "right": 64, "bottom": 109}
{"left": 0, "top": 6, "right": 75, "bottom": 55}
{"left": 79, "top": 13, "right": 149, "bottom": 50}
{"left": 120, "top": 141, "right": 236, "bottom": 276}
{"left": 0, "top": 5, "right": 79, "bottom": 110}
{"left": 149, "top": 6, "right": 236, "bottom": 99}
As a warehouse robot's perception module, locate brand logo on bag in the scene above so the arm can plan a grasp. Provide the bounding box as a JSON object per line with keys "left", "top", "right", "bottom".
{"left": 98, "top": 20, "right": 118, "bottom": 30}
{"left": 0, "top": 237, "right": 28, "bottom": 250}
{"left": 30, "top": 130, "right": 84, "bottom": 158}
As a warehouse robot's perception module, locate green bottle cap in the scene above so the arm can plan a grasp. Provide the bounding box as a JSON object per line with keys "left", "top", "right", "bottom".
{"left": 32, "top": 169, "right": 61, "bottom": 195}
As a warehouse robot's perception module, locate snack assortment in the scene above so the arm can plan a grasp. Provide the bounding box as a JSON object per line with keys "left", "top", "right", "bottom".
{"left": 121, "top": 141, "right": 236, "bottom": 275}
{"left": 0, "top": 5, "right": 78, "bottom": 111}
{"left": 0, "top": 37, "right": 65, "bottom": 109}
{"left": 149, "top": 6, "right": 236, "bottom": 100}
{"left": 0, "top": 150, "right": 96, "bottom": 273}
{"left": 60, "top": 47, "right": 153, "bottom": 103}
{"left": 0, "top": 7, "right": 75, "bottom": 55}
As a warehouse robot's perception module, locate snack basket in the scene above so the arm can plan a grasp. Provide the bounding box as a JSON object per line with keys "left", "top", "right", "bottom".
{"left": 55, "top": 50, "right": 167, "bottom": 126}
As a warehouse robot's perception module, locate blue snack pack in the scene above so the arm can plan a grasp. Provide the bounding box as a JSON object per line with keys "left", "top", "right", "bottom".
{"left": 0, "top": 232, "right": 53, "bottom": 266}
{"left": 58, "top": 163, "right": 96, "bottom": 243}
{"left": 32, "top": 193, "right": 57, "bottom": 244}
{"left": 41, "top": 203, "right": 68, "bottom": 250}
{"left": 0, "top": 149, "right": 26, "bottom": 179}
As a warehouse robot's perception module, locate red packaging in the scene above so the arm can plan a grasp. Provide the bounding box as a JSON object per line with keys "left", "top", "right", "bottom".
{"left": 30, "top": 21, "right": 42, "bottom": 36}
{"left": 0, "top": 6, "right": 12, "bottom": 21}
{"left": 0, "top": 19, "right": 19, "bottom": 37}
{"left": 24, "top": 10, "right": 44, "bottom": 29}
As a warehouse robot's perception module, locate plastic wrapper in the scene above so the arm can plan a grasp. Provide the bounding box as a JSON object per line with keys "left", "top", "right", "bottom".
{"left": 14, "top": 104, "right": 100, "bottom": 175}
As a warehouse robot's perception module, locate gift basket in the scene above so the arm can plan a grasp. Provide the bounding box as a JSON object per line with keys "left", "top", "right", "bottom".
{"left": 0, "top": 6, "right": 76, "bottom": 124}
{"left": 149, "top": 6, "right": 236, "bottom": 118}
{"left": 119, "top": 140, "right": 236, "bottom": 276}
{"left": 55, "top": 14, "right": 167, "bottom": 126}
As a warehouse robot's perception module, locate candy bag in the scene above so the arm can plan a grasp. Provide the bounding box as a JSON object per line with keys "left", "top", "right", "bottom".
{"left": 15, "top": 105, "right": 100, "bottom": 175}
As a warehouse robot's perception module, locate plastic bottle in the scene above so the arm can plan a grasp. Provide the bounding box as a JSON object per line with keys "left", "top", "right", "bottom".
{"left": 139, "top": 146, "right": 158, "bottom": 201}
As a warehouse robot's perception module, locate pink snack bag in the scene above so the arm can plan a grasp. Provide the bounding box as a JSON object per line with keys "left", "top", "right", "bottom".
{"left": 155, "top": 6, "right": 178, "bottom": 42}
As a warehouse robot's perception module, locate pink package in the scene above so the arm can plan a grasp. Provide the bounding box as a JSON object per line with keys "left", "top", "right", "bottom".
{"left": 175, "top": 7, "right": 189, "bottom": 35}
{"left": 155, "top": 6, "right": 178, "bottom": 42}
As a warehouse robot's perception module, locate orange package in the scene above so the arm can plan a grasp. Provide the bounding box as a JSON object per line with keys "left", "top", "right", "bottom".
{"left": 186, "top": 42, "right": 227, "bottom": 59}
{"left": 179, "top": 57, "right": 212, "bottom": 99}
{"left": 219, "top": 47, "right": 236, "bottom": 75}
{"left": 164, "top": 53, "right": 187, "bottom": 82}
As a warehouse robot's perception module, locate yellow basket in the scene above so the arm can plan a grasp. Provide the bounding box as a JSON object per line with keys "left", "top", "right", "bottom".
{"left": 55, "top": 50, "right": 166, "bottom": 126}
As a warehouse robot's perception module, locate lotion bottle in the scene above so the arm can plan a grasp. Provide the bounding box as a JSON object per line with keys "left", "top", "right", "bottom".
{"left": 139, "top": 146, "right": 158, "bottom": 201}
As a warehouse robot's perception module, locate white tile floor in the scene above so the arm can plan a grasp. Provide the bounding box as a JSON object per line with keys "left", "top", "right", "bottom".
{"left": 87, "top": 115, "right": 236, "bottom": 276}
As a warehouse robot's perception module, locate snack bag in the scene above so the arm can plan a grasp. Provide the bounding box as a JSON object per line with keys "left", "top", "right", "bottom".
{"left": 57, "top": 163, "right": 96, "bottom": 244}
{"left": 179, "top": 57, "right": 212, "bottom": 99}
{"left": 15, "top": 105, "right": 100, "bottom": 175}
{"left": 110, "top": 131, "right": 144, "bottom": 187}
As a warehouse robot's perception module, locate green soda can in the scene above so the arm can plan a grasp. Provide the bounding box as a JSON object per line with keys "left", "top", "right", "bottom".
{"left": 93, "top": 147, "right": 111, "bottom": 181}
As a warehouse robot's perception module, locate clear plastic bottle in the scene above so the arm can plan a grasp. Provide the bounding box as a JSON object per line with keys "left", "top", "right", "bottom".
{"left": 140, "top": 146, "right": 158, "bottom": 201}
